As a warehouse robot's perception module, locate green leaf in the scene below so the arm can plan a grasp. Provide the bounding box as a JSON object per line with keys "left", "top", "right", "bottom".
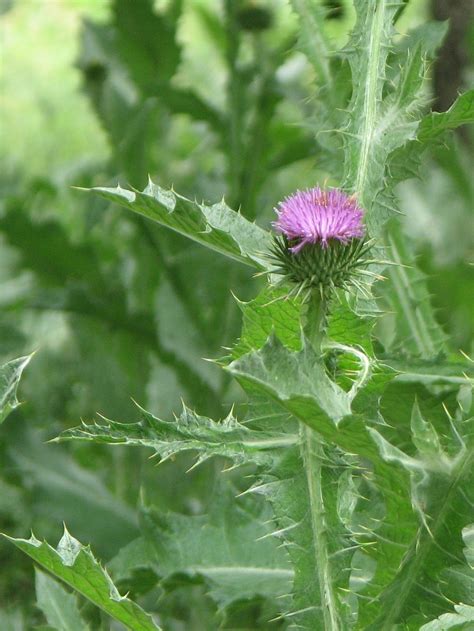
{"left": 55, "top": 402, "right": 295, "bottom": 468}
{"left": 410, "top": 398, "right": 444, "bottom": 457}
{"left": 86, "top": 180, "right": 272, "bottom": 269}
{"left": 10, "top": 428, "right": 138, "bottom": 559}
{"left": 229, "top": 335, "right": 353, "bottom": 424}
{"left": 227, "top": 337, "right": 428, "bottom": 627}
{"left": 388, "top": 90, "right": 474, "bottom": 194}
{"left": 228, "top": 337, "right": 383, "bottom": 628}
{"left": 417, "top": 89, "right": 474, "bottom": 143}
{"left": 287, "top": 428, "right": 352, "bottom": 630}
{"left": 381, "top": 223, "right": 448, "bottom": 357}
{"left": 392, "top": 20, "right": 448, "bottom": 58}
{"left": 113, "top": 0, "right": 182, "bottom": 92}
{"left": 365, "top": 399, "right": 474, "bottom": 628}
{"left": 2, "top": 528, "right": 160, "bottom": 631}
{"left": 138, "top": 484, "right": 293, "bottom": 610}
{"left": 0, "top": 354, "right": 32, "bottom": 425}
{"left": 231, "top": 287, "right": 302, "bottom": 360}
{"left": 385, "top": 356, "right": 474, "bottom": 387}
{"left": 462, "top": 523, "right": 474, "bottom": 568}
{"left": 342, "top": 0, "right": 417, "bottom": 235}
{"left": 290, "top": 0, "right": 332, "bottom": 88}
{"left": 35, "top": 568, "right": 89, "bottom": 631}
{"left": 339, "top": 7, "right": 468, "bottom": 357}
{"left": 420, "top": 604, "right": 474, "bottom": 631}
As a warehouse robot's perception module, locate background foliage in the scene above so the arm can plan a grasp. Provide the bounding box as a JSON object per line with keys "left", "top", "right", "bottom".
{"left": 0, "top": 0, "right": 473, "bottom": 629}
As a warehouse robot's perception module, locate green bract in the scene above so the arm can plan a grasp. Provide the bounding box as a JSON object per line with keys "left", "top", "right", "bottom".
{"left": 269, "top": 236, "right": 372, "bottom": 295}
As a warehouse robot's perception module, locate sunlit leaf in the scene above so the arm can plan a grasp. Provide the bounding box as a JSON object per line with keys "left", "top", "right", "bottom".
{"left": 2, "top": 528, "right": 161, "bottom": 631}
{"left": 86, "top": 180, "right": 272, "bottom": 269}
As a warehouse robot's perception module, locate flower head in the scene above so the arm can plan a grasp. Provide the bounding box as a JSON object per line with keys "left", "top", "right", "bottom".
{"left": 273, "top": 187, "right": 364, "bottom": 253}
{"left": 269, "top": 187, "right": 370, "bottom": 298}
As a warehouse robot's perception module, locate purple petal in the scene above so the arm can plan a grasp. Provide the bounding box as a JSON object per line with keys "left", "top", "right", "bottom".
{"left": 274, "top": 187, "right": 365, "bottom": 249}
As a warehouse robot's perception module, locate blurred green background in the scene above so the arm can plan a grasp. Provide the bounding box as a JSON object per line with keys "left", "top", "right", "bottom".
{"left": 0, "top": 0, "right": 472, "bottom": 628}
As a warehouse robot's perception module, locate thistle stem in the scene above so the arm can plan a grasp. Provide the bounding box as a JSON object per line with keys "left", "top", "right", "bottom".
{"left": 300, "top": 424, "right": 341, "bottom": 631}
{"left": 304, "top": 289, "right": 328, "bottom": 355}
{"left": 300, "top": 289, "right": 340, "bottom": 628}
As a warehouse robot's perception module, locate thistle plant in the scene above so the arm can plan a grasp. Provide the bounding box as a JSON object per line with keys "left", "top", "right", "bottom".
{"left": 2, "top": 1, "right": 473, "bottom": 630}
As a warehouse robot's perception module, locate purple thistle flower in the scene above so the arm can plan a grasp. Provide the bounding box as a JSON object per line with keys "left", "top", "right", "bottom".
{"left": 273, "top": 187, "right": 365, "bottom": 253}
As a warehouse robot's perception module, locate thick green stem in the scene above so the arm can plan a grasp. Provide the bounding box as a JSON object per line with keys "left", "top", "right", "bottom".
{"left": 300, "top": 292, "right": 341, "bottom": 628}
{"left": 304, "top": 290, "right": 327, "bottom": 354}
{"left": 300, "top": 425, "right": 341, "bottom": 631}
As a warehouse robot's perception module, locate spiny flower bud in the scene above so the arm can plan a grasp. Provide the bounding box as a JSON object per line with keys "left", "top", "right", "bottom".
{"left": 269, "top": 187, "right": 371, "bottom": 297}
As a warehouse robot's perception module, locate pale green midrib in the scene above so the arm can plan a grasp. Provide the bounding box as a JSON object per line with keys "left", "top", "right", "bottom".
{"left": 355, "top": 0, "right": 386, "bottom": 198}
{"left": 241, "top": 436, "right": 298, "bottom": 449}
{"left": 386, "top": 233, "right": 437, "bottom": 356}
{"left": 379, "top": 448, "right": 473, "bottom": 630}
{"left": 300, "top": 425, "right": 341, "bottom": 630}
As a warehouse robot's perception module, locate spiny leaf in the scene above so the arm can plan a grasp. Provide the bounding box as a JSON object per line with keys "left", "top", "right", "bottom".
{"left": 229, "top": 335, "right": 353, "bottom": 424}
{"left": 2, "top": 528, "right": 160, "bottom": 631}
{"left": 392, "top": 19, "right": 448, "bottom": 59}
{"left": 137, "top": 484, "right": 293, "bottom": 610}
{"left": 231, "top": 287, "right": 302, "bottom": 360}
{"left": 417, "top": 89, "right": 474, "bottom": 142}
{"left": 246, "top": 430, "right": 357, "bottom": 630}
{"left": 85, "top": 179, "right": 272, "bottom": 269}
{"left": 410, "top": 398, "right": 444, "bottom": 456}
{"left": 55, "top": 402, "right": 295, "bottom": 468}
{"left": 342, "top": 0, "right": 406, "bottom": 235}
{"left": 384, "top": 355, "right": 474, "bottom": 387}
{"left": 227, "top": 337, "right": 423, "bottom": 626}
{"left": 0, "top": 354, "right": 33, "bottom": 425}
{"left": 381, "top": 222, "right": 448, "bottom": 357}
{"left": 366, "top": 393, "right": 474, "bottom": 628}
{"left": 389, "top": 90, "right": 474, "bottom": 193}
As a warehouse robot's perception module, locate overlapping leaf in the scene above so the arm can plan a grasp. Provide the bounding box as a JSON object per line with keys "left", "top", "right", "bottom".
{"left": 135, "top": 486, "right": 293, "bottom": 610}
